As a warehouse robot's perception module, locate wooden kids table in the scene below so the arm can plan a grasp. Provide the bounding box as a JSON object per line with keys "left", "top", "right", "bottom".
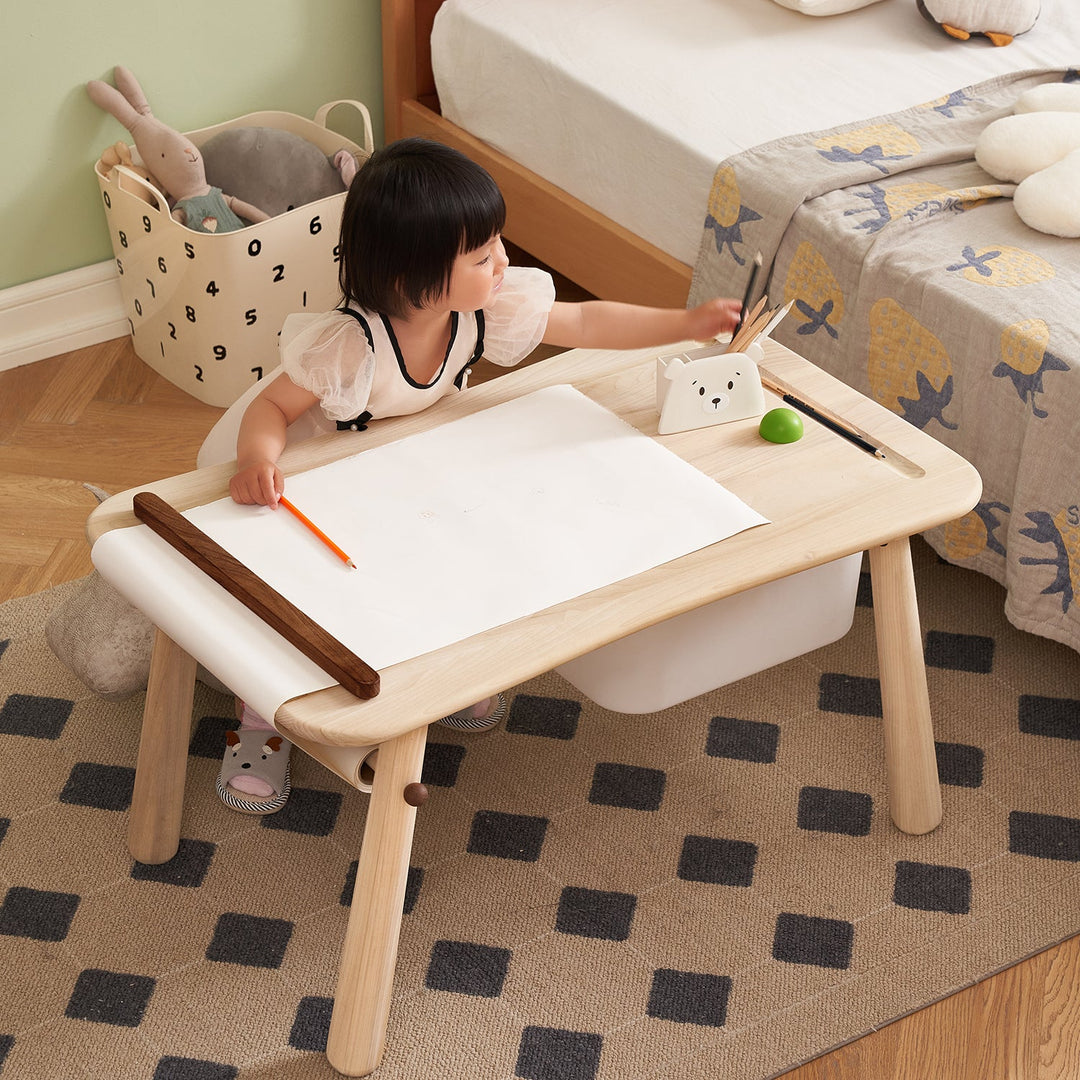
{"left": 87, "top": 338, "right": 981, "bottom": 1076}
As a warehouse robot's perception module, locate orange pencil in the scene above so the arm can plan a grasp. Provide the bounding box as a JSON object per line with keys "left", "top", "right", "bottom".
{"left": 278, "top": 495, "right": 357, "bottom": 570}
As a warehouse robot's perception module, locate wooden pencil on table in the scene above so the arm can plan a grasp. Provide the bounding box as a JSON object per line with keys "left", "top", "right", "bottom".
{"left": 727, "top": 295, "right": 770, "bottom": 353}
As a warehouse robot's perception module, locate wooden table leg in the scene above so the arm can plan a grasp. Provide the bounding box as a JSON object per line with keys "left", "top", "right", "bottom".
{"left": 128, "top": 628, "right": 197, "bottom": 864}
{"left": 327, "top": 723, "right": 429, "bottom": 1076}
{"left": 868, "top": 537, "right": 942, "bottom": 835}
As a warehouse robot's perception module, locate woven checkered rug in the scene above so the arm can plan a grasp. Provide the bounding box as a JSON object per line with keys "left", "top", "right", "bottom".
{"left": 2, "top": 539, "right": 1079, "bottom": 1080}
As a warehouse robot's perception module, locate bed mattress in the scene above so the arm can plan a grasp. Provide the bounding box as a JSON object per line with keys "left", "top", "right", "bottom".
{"left": 431, "top": 0, "right": 1080, "bottom": 266}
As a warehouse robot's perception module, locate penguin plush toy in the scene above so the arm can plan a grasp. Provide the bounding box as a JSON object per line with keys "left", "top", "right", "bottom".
{"left": 917, "top": 0, "right": 1040, "bottom": 46}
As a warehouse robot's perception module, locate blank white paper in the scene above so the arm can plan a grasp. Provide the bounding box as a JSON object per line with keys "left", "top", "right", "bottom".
{"left": 93, "top": 385, "right": 768, "bottom": 721}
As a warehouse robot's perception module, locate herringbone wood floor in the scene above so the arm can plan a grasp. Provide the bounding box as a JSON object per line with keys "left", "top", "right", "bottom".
{"left": 3, "top": 323, "right": 1078, "bottom": 1078}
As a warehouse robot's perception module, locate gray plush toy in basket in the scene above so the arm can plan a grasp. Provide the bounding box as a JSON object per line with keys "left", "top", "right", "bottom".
{"left": 88, "top": 65, "right": 372, "bottom": 409}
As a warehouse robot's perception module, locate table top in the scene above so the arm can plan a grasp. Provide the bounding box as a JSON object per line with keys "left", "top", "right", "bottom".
{"left": 89, "top": 340, "right": 981, "bottom": 747}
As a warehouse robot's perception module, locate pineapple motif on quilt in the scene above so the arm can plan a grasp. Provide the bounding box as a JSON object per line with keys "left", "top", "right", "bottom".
{"left": 703, "top": 166, "right": 761, "bottom": 264}
{"left": 944, "top": 503, "right": 1011, "bottom": 561}
{"left": 813, "top": 123, "right": 919, "bottom": 174}
{"left": 995, "top": 319, "right": 1069, "bottom": 418}
{"left": 867, "top": 299, "right": 957, "bottom": 430}
{"left": 1021, "top": 506, "right": 1080, "bottom": 615}
{"left": 782, "top": 243, "right": 844, "bottom": 340}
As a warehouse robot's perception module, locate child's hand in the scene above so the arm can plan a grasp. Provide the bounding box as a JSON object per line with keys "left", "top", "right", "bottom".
{"left": 230, "top": 460, "right": 284, "bottom": 507}
{"left": 686, "top": 297, "right": 743, "bottom": 342}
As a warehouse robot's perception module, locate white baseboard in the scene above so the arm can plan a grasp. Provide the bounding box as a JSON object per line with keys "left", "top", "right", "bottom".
{"left": 0, "top": 261, "right": 128, "bottom": 372}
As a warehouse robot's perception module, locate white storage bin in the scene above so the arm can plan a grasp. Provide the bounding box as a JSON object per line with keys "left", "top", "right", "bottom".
{"left": 556, "top": 552, "right": 863, "bottom": 713}
{"left": 94, "top": 101, "right": 373, "bottom": 407}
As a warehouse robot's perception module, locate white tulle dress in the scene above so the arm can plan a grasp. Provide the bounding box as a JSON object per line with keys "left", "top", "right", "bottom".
{"left": 197, "top": 265, "right": 556, "bottom": 468}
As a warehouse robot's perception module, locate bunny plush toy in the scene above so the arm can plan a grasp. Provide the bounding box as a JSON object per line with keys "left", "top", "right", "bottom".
{"left": 87, "top": 66, "right": 270, "bottom": 233}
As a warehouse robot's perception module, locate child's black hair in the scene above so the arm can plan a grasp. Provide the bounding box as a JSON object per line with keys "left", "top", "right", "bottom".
{"left": 338, "top": 137, "right": 507, "bottom": 317}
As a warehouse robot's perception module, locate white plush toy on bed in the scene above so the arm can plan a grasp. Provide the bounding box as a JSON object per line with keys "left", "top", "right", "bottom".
{"left": 975, "top": 82, "right": 1080, "bottom": 238}
{"left": 656, "top": 342, "right": 767, "bottom": 435}
{"left": 916, "top": 0, "right": 1040, "bottom": 46}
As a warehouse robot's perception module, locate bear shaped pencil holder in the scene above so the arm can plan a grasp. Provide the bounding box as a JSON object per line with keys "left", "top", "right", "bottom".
{"left": 656, "top": 340, "right": 767, "bottom": 434}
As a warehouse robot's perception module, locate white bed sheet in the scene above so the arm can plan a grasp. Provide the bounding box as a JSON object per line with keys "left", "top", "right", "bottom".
{"left": 431, "top": 0, "right": 1080, "bottom": 267}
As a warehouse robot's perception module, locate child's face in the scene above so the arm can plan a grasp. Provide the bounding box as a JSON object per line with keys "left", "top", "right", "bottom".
{"left": 438, "top": 235, "right": 508, "bottom": 312}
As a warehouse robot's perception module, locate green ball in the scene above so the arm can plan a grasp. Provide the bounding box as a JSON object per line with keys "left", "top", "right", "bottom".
{"left": 759, "top": 407, "right": 804, "bottom": 444}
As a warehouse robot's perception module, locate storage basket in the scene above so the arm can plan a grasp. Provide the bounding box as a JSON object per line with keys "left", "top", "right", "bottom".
{"left": 94, "top": 101, "right": 373, "bottom": 407}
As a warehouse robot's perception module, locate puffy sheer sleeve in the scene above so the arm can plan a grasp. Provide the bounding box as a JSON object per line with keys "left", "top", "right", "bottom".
{"left": 280, "top": 311, "right": 377, "bottom": 422}
{"left": 481, "top": 265, "right": 557, "bottom": 367}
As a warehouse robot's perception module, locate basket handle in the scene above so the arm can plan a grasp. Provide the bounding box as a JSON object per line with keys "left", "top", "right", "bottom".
{"left": 314, "top": 100, "right": 374, "bottom": 153}
{"left": 109, "top": 164, "right": 170, "bottom": 215}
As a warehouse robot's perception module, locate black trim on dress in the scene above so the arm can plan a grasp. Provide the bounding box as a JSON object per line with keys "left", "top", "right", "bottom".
{"left": 454, "top": 309, "right": 486, "bottom": 390}
{"left": 381, "top": 311, "right": 458, "bottom": 389}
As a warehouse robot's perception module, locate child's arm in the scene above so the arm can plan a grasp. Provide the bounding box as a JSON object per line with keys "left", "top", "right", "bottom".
{"left": 230, "top": 376, "right": 320, "bottom": 507}
{"left": 541, "top": 296, "right": 742, "bottom": 351}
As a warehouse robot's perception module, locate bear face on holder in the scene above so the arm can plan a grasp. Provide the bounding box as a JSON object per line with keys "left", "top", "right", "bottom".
{"left": 656, "top": 341, "right": 767, "bottom": 434}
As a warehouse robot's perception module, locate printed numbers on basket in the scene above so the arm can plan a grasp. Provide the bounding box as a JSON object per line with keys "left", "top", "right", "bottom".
{"left": 245, "top": 309, "right": 257, "bottom": 326}
{"left": 310, "top": 215, "right": 322, "bottom": 234}
{"left": 251, "top": 367, "right": 263, "bottom": 380}
{"left": 185, "top": 242, "right": 196, "bottom": 260}
{"left": 194, "top": 365, "right": 204, "bottom": 382}
{"left": 207, "top": 280, "right": 220, "bottom": 297}
{"left": 213, "top": 346, "right": 227, "bottom": 361}
{"left": 142, "top": 215, "right": 152, "bottom": 233}
{"left": 168, "top": 322, "right": 177, "bottom": 340}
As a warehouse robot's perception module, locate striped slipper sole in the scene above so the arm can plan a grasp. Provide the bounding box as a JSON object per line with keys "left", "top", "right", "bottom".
{"left": 216, "top": 767, "right": 292, "bottom": 815}
{"left": 437, "top": 692, "right": 508, "bottom": 731}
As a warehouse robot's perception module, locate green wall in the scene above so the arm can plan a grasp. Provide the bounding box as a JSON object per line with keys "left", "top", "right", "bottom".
{"left": 0, "top": 0, "right": 385, "bottom": 292}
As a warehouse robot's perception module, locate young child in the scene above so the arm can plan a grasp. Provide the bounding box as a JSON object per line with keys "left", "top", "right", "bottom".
{"left": 200, "top": 137, "right": 742, "bottom": 814}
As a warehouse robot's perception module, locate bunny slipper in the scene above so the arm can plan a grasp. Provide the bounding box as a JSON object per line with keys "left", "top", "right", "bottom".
{"left": 87, "top": 66, "right": 270, "bottom": 233}
{"left": 975, "top": 81, "right": 1080, "bottom": 238}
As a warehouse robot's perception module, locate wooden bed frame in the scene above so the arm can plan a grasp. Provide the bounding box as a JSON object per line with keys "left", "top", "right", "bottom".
{"left": 380, "top": 0, "right": 694, "bottom": 307}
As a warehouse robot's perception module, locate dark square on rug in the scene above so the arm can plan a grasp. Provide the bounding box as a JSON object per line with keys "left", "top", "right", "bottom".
{"left": 130, "top": 838, "right": 216, "bottom": 889}
{"left": 425, "top": 939, "right": 512, "bottom": 997}
{"left": 772, "top": 912, "right": 855, "bottom": 970}
{"left": 705, "top": 716, "right": 779, "bottom": 764}
{"left": 205, "top": 912, "right": 294, "bottom": 969}
{"left": 555, "top": 885, "right": 637, "bottom": 941}
{"left": 0, "top": 885, "right": 80, "bottom": 942}
{"left": 678, "top": 835, "right": 758, "bottom": 887}
{"left": 647, "top": 967, "right": 732, "bottom": 1027}
{"left": 797, "top": 786, "right": 873, "bottom": 836}
{"left": 588, "top": 762, "right": 666, "bottom": 810}
{"left": 516, "top": 1025, "right": 603, "bottom": 1080}
{"left": 467, "top": 810, "right": 549, "bottom": 861}
{"left": 59, "top": 762, "right": 135, "bottom": 812}
{"left": 506, "top": 694, "right": 582, "bottom": 740}
{"left": 152, "top": 1056, "right": 240, "bottom": 1080}
{"left": 65, "top": 968, "right": 156, "bottom": 1026}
